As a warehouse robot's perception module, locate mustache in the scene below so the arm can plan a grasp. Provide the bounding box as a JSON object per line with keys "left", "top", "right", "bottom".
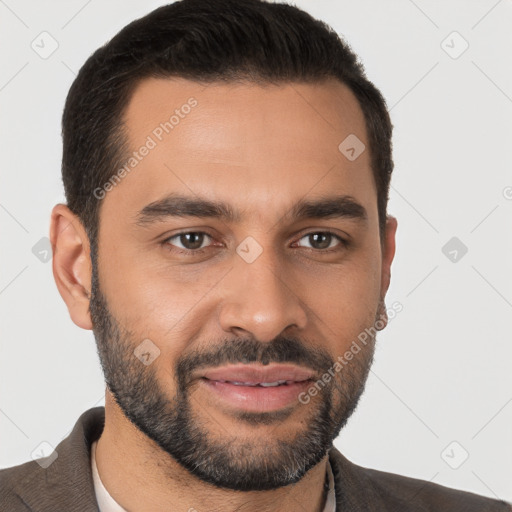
{"left": 175, "top": 336, "right": 333, "bottom": 389}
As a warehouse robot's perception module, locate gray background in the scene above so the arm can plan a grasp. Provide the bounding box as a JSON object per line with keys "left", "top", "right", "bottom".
{"left": 1, "top": 0, "right": 511, "bottom": 502}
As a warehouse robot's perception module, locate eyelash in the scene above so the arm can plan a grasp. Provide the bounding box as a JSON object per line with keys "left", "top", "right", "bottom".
{"left": 161, "top": 231, "right": 349, "bottom": 256}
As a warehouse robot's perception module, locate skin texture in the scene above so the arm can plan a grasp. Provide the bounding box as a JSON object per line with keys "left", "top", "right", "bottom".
{"left": 50, "top": 77, "right": 397, "bottom": 512}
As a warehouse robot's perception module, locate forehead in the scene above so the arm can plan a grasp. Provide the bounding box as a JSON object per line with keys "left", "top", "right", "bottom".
{"left": 101, "top": 77, "right": 377, "bottom": 227}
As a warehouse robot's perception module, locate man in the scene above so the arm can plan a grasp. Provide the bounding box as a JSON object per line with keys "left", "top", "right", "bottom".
{"left": 0, "top": 0, "right": 509, "bottom": 510}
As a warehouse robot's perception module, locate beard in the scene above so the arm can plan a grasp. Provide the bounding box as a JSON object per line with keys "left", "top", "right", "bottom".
{"left": 88, "top": 256, "right": 377, "bottom": 492}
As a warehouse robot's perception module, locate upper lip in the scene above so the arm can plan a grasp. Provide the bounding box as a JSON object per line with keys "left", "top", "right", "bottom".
{"left": 200, "top": 364, "right": 316, "bottom": 384}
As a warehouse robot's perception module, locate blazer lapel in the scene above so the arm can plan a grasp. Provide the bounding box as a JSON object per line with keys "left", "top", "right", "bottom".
{"left": 328, "top": 445, "right": 387, "bottom": 511}
{"left": 11, "top": 407, "right": 105, "bottom": 512}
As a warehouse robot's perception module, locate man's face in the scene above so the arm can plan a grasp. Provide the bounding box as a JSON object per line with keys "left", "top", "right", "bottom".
{"left": 89, "top": 77, "right": 395, "bottom": 491}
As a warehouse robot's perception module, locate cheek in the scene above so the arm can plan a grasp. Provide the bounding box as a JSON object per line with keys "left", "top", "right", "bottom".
{"left": 99, "top": 250, "right": 226, "bottom": 357}
{"left": 298, "top": 250, "right": 382, "bottom": 341}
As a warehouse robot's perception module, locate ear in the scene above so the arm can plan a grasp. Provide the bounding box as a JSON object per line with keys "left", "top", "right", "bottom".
{"left": 50, "top": 204, "right": 93, "bottom": 330}
{"left": 377, "top": 215, "right": 398, "bottom": 329}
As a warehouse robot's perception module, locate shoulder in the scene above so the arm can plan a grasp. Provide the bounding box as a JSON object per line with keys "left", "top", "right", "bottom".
{"left": 363, "top": 465, "right": 511, "bottom": 511}
{"left": 328, "top": 447, "right": 511, "bottom": 511}
{"left": 0, "top": 459, "right": 41, "bottom": 511}
{"left": 0, "top": 407, "right": 105, "bottom": 512}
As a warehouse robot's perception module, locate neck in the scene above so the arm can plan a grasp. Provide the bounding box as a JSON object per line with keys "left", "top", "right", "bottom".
{"left": 94, "top": 392, "right": 330, "bottom": 512}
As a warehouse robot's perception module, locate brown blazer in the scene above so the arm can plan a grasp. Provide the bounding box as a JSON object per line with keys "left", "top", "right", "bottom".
{"left": 1, "top": 407, "right": 510, "bottom": 511}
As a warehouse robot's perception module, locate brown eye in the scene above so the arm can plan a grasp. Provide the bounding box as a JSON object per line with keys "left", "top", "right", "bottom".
{"left": 296, "top": 232, "right": 346, "bottom": 251}
{"left": 165, "top": 232, "right": 212, "bottom": 251}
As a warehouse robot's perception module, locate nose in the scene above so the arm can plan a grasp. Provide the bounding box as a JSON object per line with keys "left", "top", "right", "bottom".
{"left": 218, "top": 247, "right": 308, "bottom": 342}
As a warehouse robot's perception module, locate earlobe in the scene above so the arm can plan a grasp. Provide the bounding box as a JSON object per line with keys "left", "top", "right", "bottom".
{"left": 378, "top": 215, "right": 398, "bottom": 328}
{"left": 50, "top": 204, "right": 93, "bottom": 330}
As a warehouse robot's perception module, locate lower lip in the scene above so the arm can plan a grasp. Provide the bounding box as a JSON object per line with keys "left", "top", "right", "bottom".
{"left": 200, "top": 378, "right": 313, "bottom": 412}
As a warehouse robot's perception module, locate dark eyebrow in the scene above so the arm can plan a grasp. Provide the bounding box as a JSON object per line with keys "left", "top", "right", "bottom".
{"left": 135, "top": 194, "right": 241, "bottom": 225}
{"left": 135, "top": 193, "right": 367, "bottom": 226}
{"left": 289, "top": 195, "right": 367, "bottom": 223}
